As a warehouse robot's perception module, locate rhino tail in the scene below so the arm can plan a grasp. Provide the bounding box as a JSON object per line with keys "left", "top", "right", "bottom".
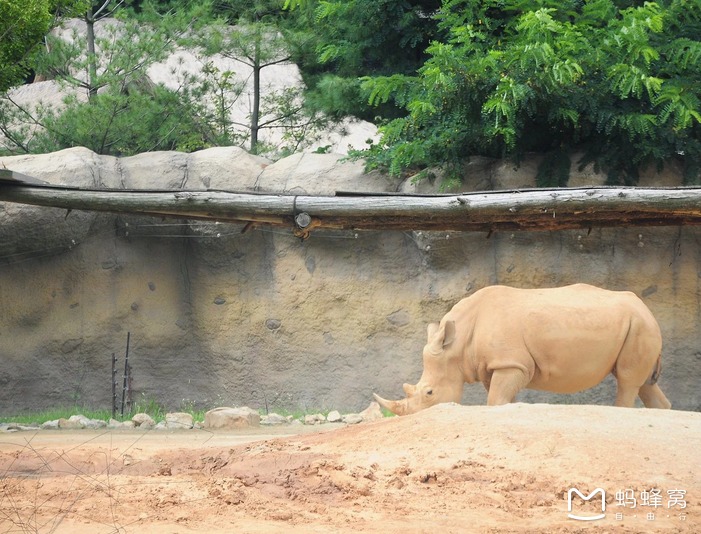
{"left": 646, "top": 354, "right": 663, "bottom": 385}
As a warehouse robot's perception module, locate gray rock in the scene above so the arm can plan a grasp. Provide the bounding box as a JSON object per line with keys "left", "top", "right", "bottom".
{"left": 165, "top": 412, "right": 194, "bottom": 429}
{"left": 304, "top": 413, "right": 326, "bottom": 425}
{"left": 132, "top": 413, "right": 156, "bottom": 428}
{"left": 265, "top": 319, "right": 282, "bottom": 331}
{"left": 41, "top": 419, "right": 60, "bottom": 430}
{"left": 359, "top": 401, "right": 384, "bottom": 422}
{"left": 1, "top": 423, "right": 40, "bottom": 431}
{"left": 107, "top": 418, "right": 123, "bottom": 429}
{"left": 326, "top": 410, "right": 342, "bottom": 423}
{"left": 83, "top": 418, "right": 107, "bottom": 429}
{"left": 71, "top": 414, "right": 91, "bottom": 425}
{"left": 386, "top": 309, "right": 411, "bottom": 327}
{"left": 260, "top": 413, "right": 288, "bottom": 426}
{"left": 342, "top": 414, "right": 363, "bottom": 425}
{"left": 56, "top": 414, "right": 106, "bottom": 429}
{"left": 203, "top": 407, "right": 260, "bottom": 429}
{"left": 303, "top": 414, "right": 317, "bottom": 425}
{"left": 0, "top": 423, "right": 39, "bottom": 432}
{"left": 58, "top": 417, "right": 82, "bottom": 429}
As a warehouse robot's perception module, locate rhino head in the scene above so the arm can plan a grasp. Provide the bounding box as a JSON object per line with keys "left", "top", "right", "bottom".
{"left": 374, "top": 320, "right": 464, "bottom": 416}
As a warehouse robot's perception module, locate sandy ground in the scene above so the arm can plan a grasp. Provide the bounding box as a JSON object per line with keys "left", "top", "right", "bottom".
{"left": 0, "top": 403, "right": 698, "bottom": 533}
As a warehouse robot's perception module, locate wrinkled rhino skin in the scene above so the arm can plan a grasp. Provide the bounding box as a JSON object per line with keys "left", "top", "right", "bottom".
{"left": 375, "top": 284, "right": 671, "bottom": 415}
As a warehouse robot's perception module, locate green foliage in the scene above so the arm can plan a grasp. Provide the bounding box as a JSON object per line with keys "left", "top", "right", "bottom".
{"left": 0, "top": 0, "right": 89, "bottom": 91}
{"left": 131, "top": 394, "right": 168, "bottom": 420}
{"left": 1, "top": 5, "right": 200, "bottom": 156}
{"left": 1, "top": 0, "right": 327, "bottom": 157}
{"left": 174, "top": 59, "right": 248, "bottom": 149}
{"left": 359, "top": 0, "right": 701, "bottom": 185}
{"left": 31, "top": 85, "right": 202, "bottom": 155}
{"left": 34, "top": 14, "right": 175, "bottom": 96}
{"left": 294, "top": 0, "right": 442, "bottom": 121}
{"left": 536, "top": 149, "right": 571, "bottom": 188}
{"left": 0, "top": 0, "right": 51, "bottom": 91}
{"left": 190, "top": 7, "right": 329, "bottom": 155}
{"left": 0, "top": 406, "right": 115, "bottom": 424}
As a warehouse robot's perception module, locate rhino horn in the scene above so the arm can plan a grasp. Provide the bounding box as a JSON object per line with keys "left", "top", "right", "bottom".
{"left": 373, "top": 393, "right": 408, "bottom": 416}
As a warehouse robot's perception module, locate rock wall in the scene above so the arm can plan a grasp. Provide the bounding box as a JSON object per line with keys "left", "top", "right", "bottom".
{"left": 0, "top": 147, "right": 699, "bottom": 413}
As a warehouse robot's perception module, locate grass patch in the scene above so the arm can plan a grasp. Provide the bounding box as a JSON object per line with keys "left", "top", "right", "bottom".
{"left": 0, "top": 406, "right": 115, "bottom": 425}
{"left": 1, "top": 401, "right": 385, "bottom": 426}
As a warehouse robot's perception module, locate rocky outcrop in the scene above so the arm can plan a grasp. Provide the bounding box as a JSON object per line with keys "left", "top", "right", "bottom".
{"left": 2, "top": 18, "right": 378, "bottom": 157}
{"left": 0, "top": 147, "right": 699, "bottom": 413}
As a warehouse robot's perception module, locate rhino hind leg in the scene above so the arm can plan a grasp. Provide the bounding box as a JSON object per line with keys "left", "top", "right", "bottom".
{"left": 614, "top": 382, "right": 672, "bottom": 409}
{"left": 638, "top": 383, "right": 672, "bottom": 409}
{"left": 487, "top": 368, "right": 530, "bottom": 405}
{"left": 614, "top": 384, "right": 640, "bottom": 408}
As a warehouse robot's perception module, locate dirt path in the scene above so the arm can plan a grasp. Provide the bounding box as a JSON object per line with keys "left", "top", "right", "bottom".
{"left": 1, "top": 403, "right": 698, "bottom": 533}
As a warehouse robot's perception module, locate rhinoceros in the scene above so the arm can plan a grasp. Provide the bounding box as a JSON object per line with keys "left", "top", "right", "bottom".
{"left": 374, "top": 284, "right": 671, "bottom": 415}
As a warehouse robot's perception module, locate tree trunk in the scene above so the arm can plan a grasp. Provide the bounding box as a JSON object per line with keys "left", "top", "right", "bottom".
{"left": 85, "top": 7, "right": 98, "bottom": 101}
{"left": 3, "top": 171, "right": 701, "bottom": 236}
{"left": 250, "top": 40, "right": 261, "bottom": 154}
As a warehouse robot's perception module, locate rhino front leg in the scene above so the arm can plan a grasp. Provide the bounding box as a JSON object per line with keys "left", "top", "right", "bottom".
{"left": 487, "top": 368, "right": 530, "bottom": 405}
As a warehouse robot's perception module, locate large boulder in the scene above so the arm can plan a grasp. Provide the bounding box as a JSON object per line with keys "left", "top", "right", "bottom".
{"left": 203, "top": 407, "right": 260, "bottom": 429}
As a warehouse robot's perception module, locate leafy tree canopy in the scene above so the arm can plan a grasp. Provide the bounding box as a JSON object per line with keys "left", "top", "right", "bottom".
{"left": 291, "top": 0, "right": 443, "bottom": 122}
{"left": 0, "top": 0, "right": 88, "bottom": 91}
{"left": 1, "top": 0, "right": 329, "bottom": 158}
{"left": 358, "top": 0, "right": 701, "bottom": 186}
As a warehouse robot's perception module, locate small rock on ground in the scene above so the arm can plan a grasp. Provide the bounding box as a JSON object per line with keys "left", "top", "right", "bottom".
{"left": 261, "top": 413, "right": 289, "bottom": 426}
{"left": 132, "top": 413, "right": 156, "bottom": 428}
{"left": 326, "top": 410, "right": 342, "bottom": 423}
{"left": 165, "top": 412, "right": 194, "bottom": 429}
{"left": 342, "top": 414, "right": 363, "bottom": 425}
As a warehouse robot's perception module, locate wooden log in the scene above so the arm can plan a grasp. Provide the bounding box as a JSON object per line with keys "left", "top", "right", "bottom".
{"left": 2, "top": 169, "right": 701, "bottom": 234}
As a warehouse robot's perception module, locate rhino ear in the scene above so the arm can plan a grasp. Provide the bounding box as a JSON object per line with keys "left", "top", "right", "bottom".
{"left": 427, "top": 320, "right": 456, "bottom": 354}
{"left": 426, "top": 322, "right": 440, "bottom": 341}
{"left": 443, "top": 320, "right": 456, "bottom": 346}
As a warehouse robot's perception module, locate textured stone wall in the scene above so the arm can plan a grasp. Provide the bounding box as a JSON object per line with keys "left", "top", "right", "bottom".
{"left": 0, "top": 147, "right": 698, "bottom": 413}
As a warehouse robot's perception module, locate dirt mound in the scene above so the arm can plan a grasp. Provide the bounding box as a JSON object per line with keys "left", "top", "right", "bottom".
{"left": 1, "top": 403, "right": 698, "bottom": 532}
